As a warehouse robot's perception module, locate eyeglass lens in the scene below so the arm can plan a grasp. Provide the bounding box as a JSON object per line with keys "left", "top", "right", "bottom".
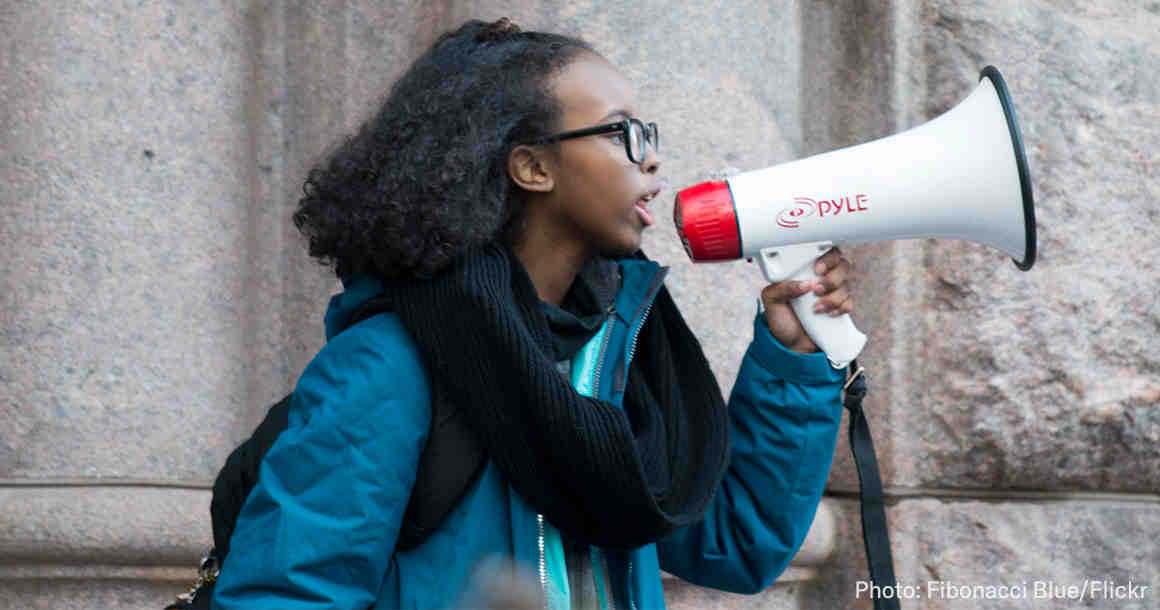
{"left": 628, "top": 122, "right": 645, "bottom": 162}
{"left": 627, "top": 121, "right": 659, "bottom": 164}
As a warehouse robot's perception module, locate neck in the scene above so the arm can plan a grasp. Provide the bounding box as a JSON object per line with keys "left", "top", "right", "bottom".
{"left": 510, "top": 226, "right": 590, "bottom": 306}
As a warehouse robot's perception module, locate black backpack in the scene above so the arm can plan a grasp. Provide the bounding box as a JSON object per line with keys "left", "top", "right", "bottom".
{"left": 166, "top": 295, "right": 487, "bottom": 609}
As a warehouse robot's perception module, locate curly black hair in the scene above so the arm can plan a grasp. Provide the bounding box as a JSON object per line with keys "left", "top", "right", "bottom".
{"left": 292, "top": 18, "right": 595, "bottom": 280}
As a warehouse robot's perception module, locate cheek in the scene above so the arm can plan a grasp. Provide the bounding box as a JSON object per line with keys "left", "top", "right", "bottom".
{"left": 588, "top": 154, "right": 637, "bottom": 201}
{"left": 556, "top": 146, "right": 639, "bottom": 226}
{"left": 566, "top": 156, "right": 628, "bottom": 201}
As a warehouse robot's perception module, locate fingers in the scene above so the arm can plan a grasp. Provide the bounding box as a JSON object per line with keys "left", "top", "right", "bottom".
{"left": 812, "top": 255, "right": 850, "bottom": 295}
{"left": 814, "top": 248, "right": 853, "bottom": 316}
{"left": 814, "top": 247, "right": 843, "bottom": 276}
{"left": 764, "top": 247, "right": 855, "bottom": 316}
{"left": 814, "top": 289, "right": 853, "bottom": 316}
{"left": 764, "top": 280, "right": 853, "bottom": 317}
{"left": 761, "top": 279, "right": 813, "bottom": 306}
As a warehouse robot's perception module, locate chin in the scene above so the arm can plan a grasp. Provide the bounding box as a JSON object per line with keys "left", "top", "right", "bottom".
{"left": 599, "top": 236, "right": 643, "bottom": 259}
{"left": 591, "top": 220, "right": 647, "bottom": 258}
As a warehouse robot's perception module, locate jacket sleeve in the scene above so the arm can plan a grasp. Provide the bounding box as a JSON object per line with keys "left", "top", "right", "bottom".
{"left": 212, "top": 316, "right": 431, "bottom": 609}
{"left": 656, "top": 310, "right": 844, "bottom": 594}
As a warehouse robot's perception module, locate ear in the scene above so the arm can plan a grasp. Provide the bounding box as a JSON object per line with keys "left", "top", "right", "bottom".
{"left": 507, "top": 145, "right": 555, "bottom": 193}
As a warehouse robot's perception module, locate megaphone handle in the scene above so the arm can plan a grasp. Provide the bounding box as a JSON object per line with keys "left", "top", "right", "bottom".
{"left": 757, "top": 244, "right": 868, "bottom": 369}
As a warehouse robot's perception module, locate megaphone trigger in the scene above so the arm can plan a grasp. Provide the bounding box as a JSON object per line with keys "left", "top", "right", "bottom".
{"left": 755, "top": 242, "right": 834, "bottom": 284}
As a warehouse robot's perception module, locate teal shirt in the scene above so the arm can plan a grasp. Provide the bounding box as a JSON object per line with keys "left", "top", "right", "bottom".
{"left": 213, "top": 258, "right": 844, "bottom": 609}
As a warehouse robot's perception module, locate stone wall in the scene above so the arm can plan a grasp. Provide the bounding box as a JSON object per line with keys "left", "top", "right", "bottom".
{"left": 1, "top": 1, "right": 1156, "bottom": 608}
{"left": 811, "top": 1, "right": 1160, "bottom": 609}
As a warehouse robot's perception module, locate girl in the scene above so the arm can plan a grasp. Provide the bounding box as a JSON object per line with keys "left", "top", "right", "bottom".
{"left": 213, "top": 18, "right": 853, "bottom": 610}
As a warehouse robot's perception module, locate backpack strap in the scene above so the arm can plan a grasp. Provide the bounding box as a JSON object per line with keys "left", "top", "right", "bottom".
{"left": 347, "top": 294, "right": 487, "bottom": 551}
{"left": 396, "top": 392, "right": 486, "bottom": 550}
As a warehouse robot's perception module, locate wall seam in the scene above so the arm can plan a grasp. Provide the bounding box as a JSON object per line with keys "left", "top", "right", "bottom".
{"left": 827, "top": 488, "right": 1160, "bottom": 505}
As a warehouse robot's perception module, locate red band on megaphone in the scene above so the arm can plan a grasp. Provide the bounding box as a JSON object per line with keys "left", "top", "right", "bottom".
{"left": 673, "top": 180, "right": 741, "bottom": 261}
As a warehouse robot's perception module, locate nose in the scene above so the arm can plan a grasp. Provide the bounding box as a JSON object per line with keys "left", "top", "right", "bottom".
{"left": 639, "top": 144, "right": 661, "bottom": 174}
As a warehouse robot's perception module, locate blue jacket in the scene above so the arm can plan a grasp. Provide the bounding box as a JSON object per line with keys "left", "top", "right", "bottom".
{"left": 213, "top": 258, "right": 845, "bottom": 609}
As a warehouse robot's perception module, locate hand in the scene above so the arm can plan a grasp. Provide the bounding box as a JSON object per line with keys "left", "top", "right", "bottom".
{"left": 760, "top": 248, "right": 853, "bottom": 354}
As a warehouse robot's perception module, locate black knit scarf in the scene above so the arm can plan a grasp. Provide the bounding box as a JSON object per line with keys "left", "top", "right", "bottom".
{"left": 382, "top": 242, "right": 730, "bottom": 549}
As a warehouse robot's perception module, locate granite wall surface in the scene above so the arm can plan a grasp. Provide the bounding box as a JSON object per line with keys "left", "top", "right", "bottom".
{"left": 2, "top": 0, "right": 1156, "bottom": 608}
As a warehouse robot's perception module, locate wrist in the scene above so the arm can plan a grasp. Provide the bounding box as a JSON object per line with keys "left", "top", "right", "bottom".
{"left": 772, "top": 327, "right": 818, "bottom": 355}
{"left": 788, "top": 341, "right": 820, "bottom": 355}
{"left": 748, "top": 312, "right": 846, "bottom": 385}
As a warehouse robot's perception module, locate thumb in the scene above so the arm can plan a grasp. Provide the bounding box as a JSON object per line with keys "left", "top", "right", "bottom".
{"left": 761, "top": 279, "right": 814, "bottom": 308}
{"left": 760, "top": 279, "right": 818, "bottom": 354}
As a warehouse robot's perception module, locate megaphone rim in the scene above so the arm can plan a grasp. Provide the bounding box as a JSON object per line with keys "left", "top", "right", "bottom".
{"left": 980, "top": 65, "right": 1037, "bottom": 271}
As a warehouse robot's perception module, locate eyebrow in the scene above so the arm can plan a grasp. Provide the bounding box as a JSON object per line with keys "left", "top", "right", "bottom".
{"left": 600, "top": 108, "right": 631, "bottom": 122}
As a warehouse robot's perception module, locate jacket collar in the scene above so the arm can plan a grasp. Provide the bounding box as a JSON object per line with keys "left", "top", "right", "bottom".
{"left": 614, "top": 255, "right": 667, "bottom": 327}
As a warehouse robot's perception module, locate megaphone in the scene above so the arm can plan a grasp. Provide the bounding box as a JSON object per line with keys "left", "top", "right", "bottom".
{"left": 674, "top": 66, "right": 1036, "bottom": 368}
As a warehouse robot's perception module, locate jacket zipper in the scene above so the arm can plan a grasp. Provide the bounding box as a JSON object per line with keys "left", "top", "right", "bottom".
{"left": 538, "top": 513, "right": 548, "bottom": 610}
{"left": 600, "top": 551, "right": 618, "bottom": 610}
{"left": 623, "top": 269, "right": 668, "bottom": 378}
{"left": 590, "top": 302, "right": 616, "bottom": 396}
{"left": 624, "top": 298, "right": 655, "bottom": 369}
{"left": 627, "top": 557, "right": 637, "bottom": 610}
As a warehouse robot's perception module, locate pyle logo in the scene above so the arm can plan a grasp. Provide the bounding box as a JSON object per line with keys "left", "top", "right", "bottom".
{"left": 777, "top": 194, "right": 869, "bottom": 229}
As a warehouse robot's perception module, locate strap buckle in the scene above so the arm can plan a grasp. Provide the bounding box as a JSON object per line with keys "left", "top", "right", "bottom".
{"left": 843, "top": 364, "right": 866, "bottom": 392}
{"left": 173, "top": 551, "right": 220, "bottom": 604}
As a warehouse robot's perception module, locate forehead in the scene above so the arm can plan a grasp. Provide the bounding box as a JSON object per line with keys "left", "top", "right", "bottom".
{"left": 550, "top": 54, "right": 637, "bottom": 129}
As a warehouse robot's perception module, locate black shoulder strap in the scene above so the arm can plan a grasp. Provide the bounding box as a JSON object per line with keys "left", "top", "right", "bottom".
{"left": 354, "top": 294, "right": 489, "bottom": 549}
{"left": 350, "top": 293, "right": 488, "bottom": 550}
{"left": 843, "top": 361, "right": 901, "bottom": 610}
{"left": 396, "top": 394, "right": 486, "bottom": 550}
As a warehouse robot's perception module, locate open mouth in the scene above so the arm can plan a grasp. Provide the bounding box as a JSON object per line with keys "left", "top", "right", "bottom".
{"left": 636, "top": 190, "right": 659, "bottom": 226}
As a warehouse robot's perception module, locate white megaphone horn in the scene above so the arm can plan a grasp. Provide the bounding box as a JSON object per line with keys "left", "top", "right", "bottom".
{"left": 674, "top": 66, "right": 1037, "bottom": 369}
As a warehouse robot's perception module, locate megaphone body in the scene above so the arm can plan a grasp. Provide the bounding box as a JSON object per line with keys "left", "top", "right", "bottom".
{"left": 674, "top": 66, "right": 1036, "bottom": 368}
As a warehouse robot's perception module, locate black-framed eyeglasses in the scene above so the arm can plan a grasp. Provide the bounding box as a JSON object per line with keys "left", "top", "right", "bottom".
{"left": 530, "top": 118, "right": 659, "bottom": 165}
